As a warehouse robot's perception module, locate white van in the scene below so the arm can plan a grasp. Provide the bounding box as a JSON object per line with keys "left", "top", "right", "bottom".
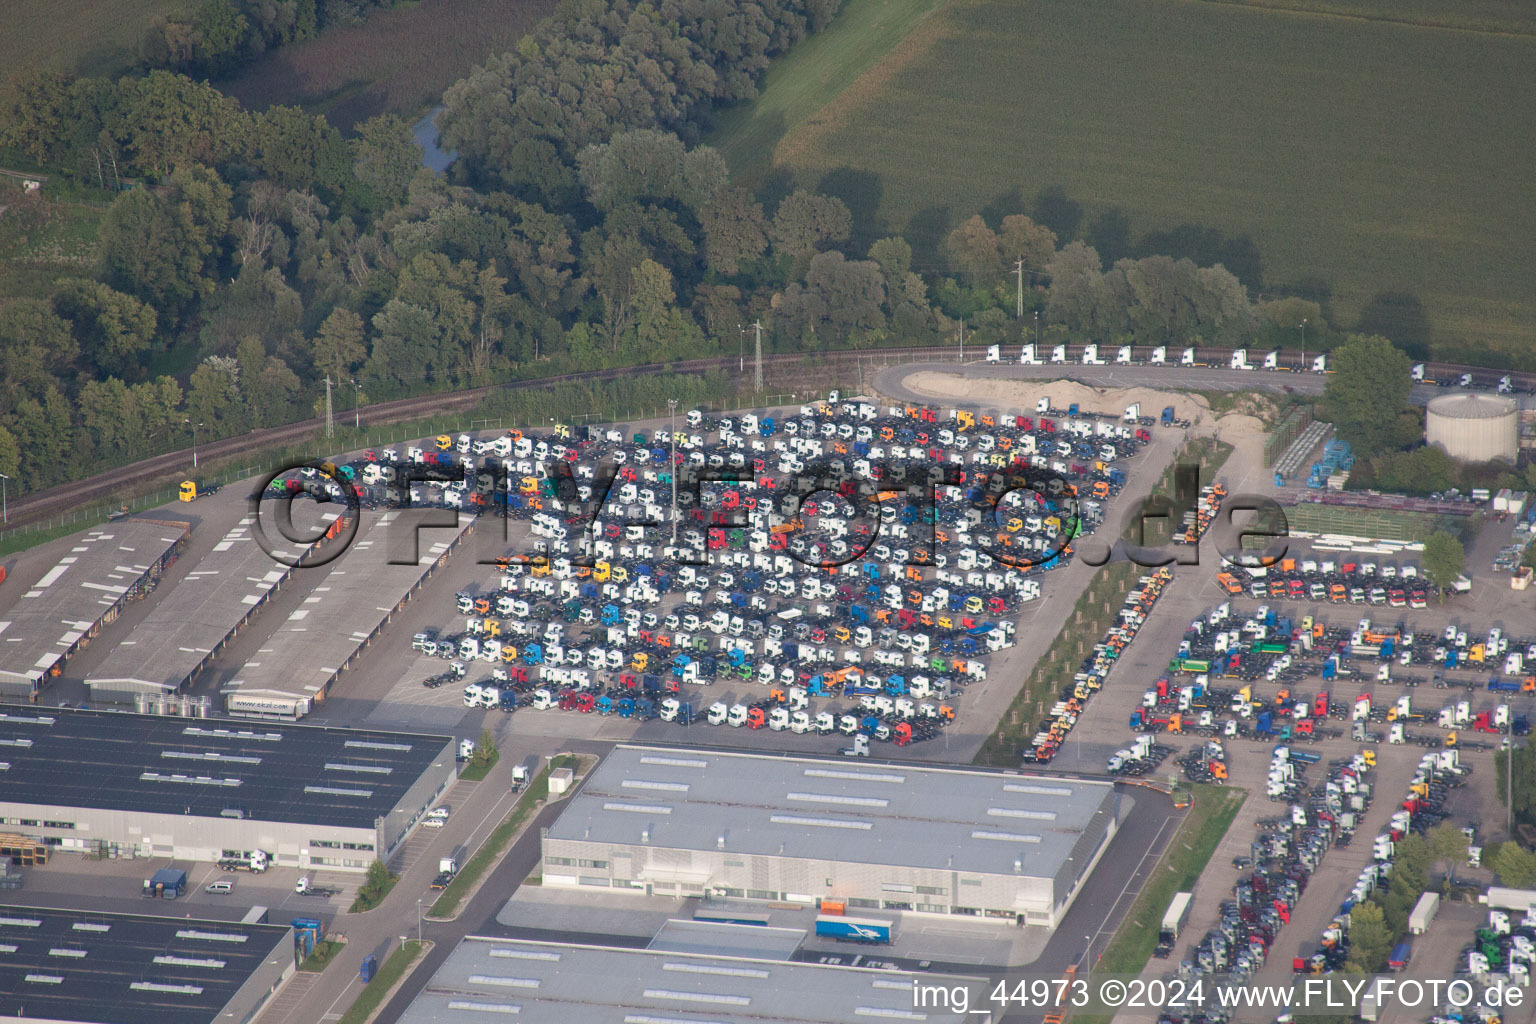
{"left": 205, "top": 880, "right": 234, "bottom": 895}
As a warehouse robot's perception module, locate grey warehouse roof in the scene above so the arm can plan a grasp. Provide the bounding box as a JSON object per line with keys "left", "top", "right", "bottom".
{"left": 548, "top": 745, "right": 1115, "bottom": 879}
{"left": 648, "top": 919, "right": 804, "bottom": 961}
{"left": 0, "top": 704, "right": 452, "bottom": 829}
{"left": 0, "top": 521, "right": 189, "bottom": 686}
{"left": 0, "top": 904, "right": 289, "bottom": 1024}
{"left": 226, "top": 509, "right": 471, "bottom": 703}
{"left": 397, "top": 937, "right": 987, "bottom": 1024}
{"left": 85, "top": 513, "right": 335, "bottom": 694}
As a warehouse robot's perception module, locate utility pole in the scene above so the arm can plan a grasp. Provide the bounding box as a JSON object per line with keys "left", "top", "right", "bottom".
{"left": 185, "top": 420, "right": 202, "bottom": 469}
{"left": 1015, "top": 259, "right": 1025, "bottom": 319}
{"left": 324, "top": 376, "right": 334, "bottom": 439}
{"left": 667, "top": 399, "right": 678, "bottom": 543}
{"left": 0, "top": 473, "right": 9, "bottom": 525}
{"left": 751, "top": 319, "right": 763, "bottom": 393}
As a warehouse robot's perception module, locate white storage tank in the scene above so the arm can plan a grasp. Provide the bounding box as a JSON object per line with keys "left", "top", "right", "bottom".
{"left": 1425, "top": 393, "right": 1518, "bottom": 462}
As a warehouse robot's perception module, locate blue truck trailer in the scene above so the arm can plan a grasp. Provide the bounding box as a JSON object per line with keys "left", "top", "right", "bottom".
{"left": 815, "top": 915, "right": 893, "bottom": 944}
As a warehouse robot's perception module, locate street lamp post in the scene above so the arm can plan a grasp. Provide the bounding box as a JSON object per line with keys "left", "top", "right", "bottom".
{"left": 1082, "top": 934, "right": 1093, "bottom": 981}
{"left": 0, "top": 472, "right": 9, "bottom": 525}
{"left": 417, "top": 898, "right": 423, "bottom": 945}
{"left": 667, "top": 399, "right": 678, "bottom": 543}
{"left": 1034, "top": 311, "right": 1040, "bottom": 349}
{"left": 185, "top": 420, "right": 203, "bottom": 469}
{"left": 1299, "top": 318, "right": 1307, "bottom": 371}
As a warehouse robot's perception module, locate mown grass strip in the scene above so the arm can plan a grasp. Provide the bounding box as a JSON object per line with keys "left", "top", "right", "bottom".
{"left": 1072, "top": 785, "right": 1246, "bottom": 1024}
{"left": 335, "top": 939, "right": 427, "bottom": 1024}
{"left": 428, "top": 754, "right": 582, "bottom": 917}
{"left": 457, "top": 748, "right": 500, "bottom": 782}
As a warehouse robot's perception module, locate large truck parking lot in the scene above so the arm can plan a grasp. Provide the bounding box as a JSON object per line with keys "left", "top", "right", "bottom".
{"left": 2, "top": 373, "right": 1535, "bottom": 1024}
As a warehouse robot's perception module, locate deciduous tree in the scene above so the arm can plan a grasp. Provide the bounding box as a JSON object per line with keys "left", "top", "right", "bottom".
{"left": 1422, "top": 530, "right": 1465, "bottom": 594}
{"left": 1427, "top": 822, "right": 1470, "bottom": 886}
{"left": 1321, "top": 335, "right": 1414, "bottom": 455}
{"left": 944, "top": 214, "right": 1001, "bottom": 283}
{"left": 52, "top": 279, "right": 157, "bottom": 381}
{"left": 350, "top": 113, "right": 419, "bottom": 210}
{"left": 770, "top": 190, "right": 850, "bottom": 264}
{"left": 700, "top": 187, "right": 768, "bottom": 276}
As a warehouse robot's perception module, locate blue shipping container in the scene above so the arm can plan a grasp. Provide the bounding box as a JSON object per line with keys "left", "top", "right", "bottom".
{"left": 815, "top": 915, "right": 892, "bottom": 943}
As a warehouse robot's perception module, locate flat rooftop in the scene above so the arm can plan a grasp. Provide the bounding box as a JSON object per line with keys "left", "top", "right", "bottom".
{"left": 547, "top": 746, "right": 1115, "bottom": 879}
{"left": 85, "top": 513, "right": 339, "bottom": 694}
{"left": 225, "top": 509, "right": 471, "bottom": 702}
{"left": 0, "top": 704, "right": 452, "bottom": 829}
{"left": 0, "top": 904, "right": 289, "bottom": 1024}
{"left": 0, "top": 521, "right": 189, "bottom": 687}
{"left": 397, "top": 937, "right": 987, "bottom": 1024}
{"left": 648, "top": 919, "right": 804, "bottom": 960}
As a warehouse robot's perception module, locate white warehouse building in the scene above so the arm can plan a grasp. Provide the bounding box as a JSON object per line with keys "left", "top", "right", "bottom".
{"left": 541, "top": 745, "right": 1121, "bottom": 928}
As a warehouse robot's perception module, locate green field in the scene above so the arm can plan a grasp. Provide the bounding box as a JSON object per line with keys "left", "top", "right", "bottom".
{"left": 711, "top": 0, "right": 1536, "bottom": 355}
{"left": 0, "top": 0, "right": 183, "bottom": 78}
{"left": 709, "top": 0, "right": 949, "bottom": 180}
{"left": 0, "top": 179, "right": 106, "bottom": 299}
{"left": 217, "top": 0, "right": 555, "bottom": 129}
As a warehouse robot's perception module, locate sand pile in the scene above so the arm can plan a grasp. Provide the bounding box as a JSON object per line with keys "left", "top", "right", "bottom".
{"left": 898, "top": 371, "right": 1213, "bottom": 424}
{"left": 1211, "top": 413, "right": 1268, "bottom": 445}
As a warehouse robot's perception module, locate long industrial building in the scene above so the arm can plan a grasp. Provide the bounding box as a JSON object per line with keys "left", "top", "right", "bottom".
{"left": 541, "top": 746, "right": 1121, "bottom": 928}
{"left": 0, "top": 520, "right": 190, "bottom": 700}
{"left": 84, "top": 511, "right": 343, "bottom": 704}
{"left": 0, "top": 705, "right": 456, "bottom": 870}
{"left": 0, "top": 904, "right": 292, "bottom": 1024}
{"left": 223, "top": 509, "right": 472, "bottom": 718}
{"left": 396, "top": 936, "right": 991, "bottom": 1024}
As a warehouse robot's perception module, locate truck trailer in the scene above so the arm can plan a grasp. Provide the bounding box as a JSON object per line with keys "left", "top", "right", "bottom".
{"left": 1154, "top": 891, "right": 1193, "bottom": 958}
{"left": 814, "top": 914, "right": 892, "bottom": 944}
{"left": 1409, "top": 891, "right": 1440, "bottom": 934}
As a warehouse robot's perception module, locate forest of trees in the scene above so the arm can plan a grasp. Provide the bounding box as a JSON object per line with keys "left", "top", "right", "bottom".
{"left": 0, "top": 0, "right": 1341, "bottom": 498}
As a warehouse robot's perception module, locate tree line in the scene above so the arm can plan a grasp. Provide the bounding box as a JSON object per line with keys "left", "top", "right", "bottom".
{"left": 0, "top": 0, "right": 1360, "bottom": 497}
{"left": 143, "top": 0, "right": 401, "bottom": 79}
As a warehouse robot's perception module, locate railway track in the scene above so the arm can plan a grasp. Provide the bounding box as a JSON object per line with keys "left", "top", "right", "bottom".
{"left": 0, "top": 348, "right": 933, "bottom": 533}
{"left": 0, "top": 344, "right": 1525, "bottom": 537}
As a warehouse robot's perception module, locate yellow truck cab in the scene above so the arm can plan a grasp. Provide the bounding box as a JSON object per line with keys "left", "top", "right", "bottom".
{"left": 178, "top": 481, "right": 197, "bottom": 502}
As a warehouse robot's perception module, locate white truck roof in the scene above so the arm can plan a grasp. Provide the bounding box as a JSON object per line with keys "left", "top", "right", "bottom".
{"left": 1161, "top": 891, "right": 1193, "bottom": 931}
